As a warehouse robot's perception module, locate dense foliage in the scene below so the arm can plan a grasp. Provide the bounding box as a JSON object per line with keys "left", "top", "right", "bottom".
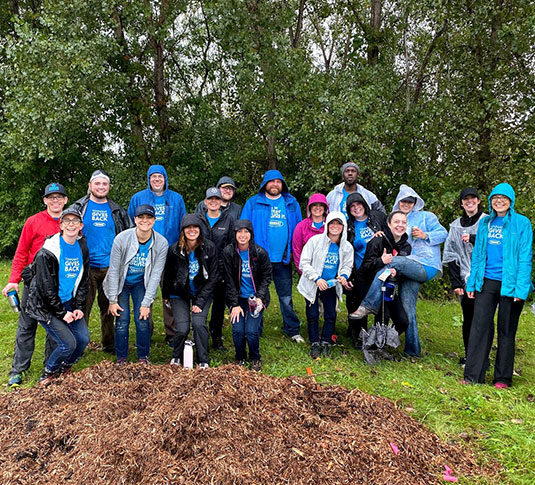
{"left": 1, "top": 0, "right": 534, "bottom": 255}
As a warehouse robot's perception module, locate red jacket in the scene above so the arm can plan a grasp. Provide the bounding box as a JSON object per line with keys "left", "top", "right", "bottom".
{"left": 8, "top": 210, "right": 61, "bottom": 284}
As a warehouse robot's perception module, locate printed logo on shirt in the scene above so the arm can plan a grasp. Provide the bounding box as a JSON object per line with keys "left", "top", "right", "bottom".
{"left": 488, "top": 224, "right": 503, "bottom": 244}
{"left": 154, "top": 203, "right": 165, "bottom": 221}
{"left": 91, "top": 208, "right": 109, "bottom": 227}
{"left": 242, "top": 259, "right": 250, "bottom": 276}
{"left": 189, "top": 259, "right": 199, "bottom": 280}
{"left": 324, "top": 253, "right": 339, "bottom": 266}
{"left": 359, "top": 226, "right": 374, "bottom": 242}
{"left": 269, "top": 205, "right": 286, "bottom": 228}
{"left": 129, "top": 253, "right": 147, "bottom": 274}
{"left": 64, "top": 257, "right": 80, "bottom": 278}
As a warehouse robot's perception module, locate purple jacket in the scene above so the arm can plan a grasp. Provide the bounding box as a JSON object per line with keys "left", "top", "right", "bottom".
{"left": 292, "top": 193, "right": 329, "bottom": 273}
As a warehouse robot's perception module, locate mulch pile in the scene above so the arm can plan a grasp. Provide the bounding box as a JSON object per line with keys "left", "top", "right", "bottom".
{"left": 0, "top": 362, "right": 498, "bottom": 484}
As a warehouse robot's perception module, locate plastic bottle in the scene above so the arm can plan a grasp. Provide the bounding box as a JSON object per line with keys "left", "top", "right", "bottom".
{"left": 249, "top": 295, "right": 262, "bottom": 318}
{"left": 326, "top": 279, "right": 337, "bottom": 288}
{"left": 7, "top": 289, "right": 20, "bottom": 313}
{"left": 183, "top": 340, "right": 194, "bottom": 369}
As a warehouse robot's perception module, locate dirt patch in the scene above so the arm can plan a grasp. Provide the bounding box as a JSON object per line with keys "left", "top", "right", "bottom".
{"left": 0, "top": 362, "right": 498, "bottom": 484}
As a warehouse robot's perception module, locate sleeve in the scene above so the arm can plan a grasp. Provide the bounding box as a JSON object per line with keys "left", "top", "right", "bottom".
{"left": 338, "top": 242, "right": 354, "bottom": 280}
{"left": 222, "top": 247, "right": 240, "bottom": 308}
{"left": 240, "top": 198, "right": 252, "bottom": 221}
{"left": 255, "top": 248, "right": 273, "bottom": 305}
{"left": 326, "top": 190, "right": 336, "bottom": 212}
{"left": 74, "top": 244, "right": 91, "bottom": 311}
{"left": 177, "top": 196, "right": 187, "bottom": 232}
{"left": 127, "top": 195, "right": 136, "bottom": 220}
{"left": 194, "top": 247, "right": 220, "bottom": 309}
{"left": 34, "top": 252, "right": 66, "bottom": 320}
{"left": 292, "top": 223, "right": 304, "bottom": 274}
{"left": 161, "top": 247, "right": 177, "bottom": 300}
{"left": 105, "top": 237, "right": 123, "bottom": 303}
{"left": 299, "top": 238, "right": 320, "bottom": 282}
{"left": 447, "top": 261, "right": 464, "bottom": 289}
{"left": 423, "top": 213, "right": 448, "bottom": 245}
{"left": 8, "top": 219, "right": 34, "bottom": 283}
{"left": 466, "top": 223, "right": 486, "bottom": 292}
{"left": 141, "top": 239, "right": 169, "bottom": 307}
{"left": 371, "top": 199, "right": 386, "bottom": 215}
{"left": 360, "top": 238, "right": 386, "bottom": 276}
{"left": 514, "top": 219, "right": 533, "bottom": 301}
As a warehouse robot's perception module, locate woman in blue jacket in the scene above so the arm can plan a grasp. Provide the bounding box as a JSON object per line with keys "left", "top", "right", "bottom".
{"left": 463, "top": 183, "right": 532, "bottom": 388}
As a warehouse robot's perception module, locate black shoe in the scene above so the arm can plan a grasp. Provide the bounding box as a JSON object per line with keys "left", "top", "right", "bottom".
{"left": 212, "top": 338, "right": 227, "bottom": 352}
{"left": 39, "top": 368, "right": 58, "bottom": 387}
{"left": 250, "top": 360, "right": 262, "bottom": 372}
{"left": 310, "top": 342, "right": 321, "bottom": 359}
{"left": 353, "top": 338, "right": 363, "bottom": 350}
{"left": 102, "top": 346, "right": 115, "bottom": 354}
{"left": 235, "top": 359, "right": 247, "bottom": 367}
{"left": 165, "top": 336, "right": 174, "bottom": 348}
{"left": 320, "top": 342, "right": 332, "bottom": 358}
{"left": 458, "top": 357, "right": 466, "bottom": 366}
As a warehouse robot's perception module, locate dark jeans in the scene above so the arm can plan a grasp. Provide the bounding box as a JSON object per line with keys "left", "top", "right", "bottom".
{"left": 272, "top": 262, "right": 301, "bottom": 337}
{"left": 115, "top": 282, "right": 150, "bottom": 360}
{"left": 40, "top": 316, "right": 90, "bottom": 373}
{"left": 209, "top": 280, "right": 226, "bottom": 341}
{"left": 459, "top": 292, "right": 475, "bottom": 355}
{"left": 232, "top": 298, "right": 264, "bottom": 361}
{"left": 305, "top": 287, "right": 337, "bottom": 344}
{"left": 9, "top": 284, "right": 56, "bottom": 377}
{"left": 345, "top": 277, "right": 370, "bottom": 337}
{"left": 464, "top": 279, "right": 524, "bottom": 386}
{"left": 84, "top": 266, "right": 115, "bottom": 351}
{"left": 170, "top": 296, "right": 211, "bottom": 365}
{"left": 374, "top": 293, "right": 409, "bottom": 335}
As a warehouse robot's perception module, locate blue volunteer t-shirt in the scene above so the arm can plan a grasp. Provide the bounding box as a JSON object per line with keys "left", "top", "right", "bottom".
{"left": 321, "top": 242, "right": 340, "bottom": 281}
{"left": 124, "top": 237, "right": 152, "bottom": 286}
{"left": 207, "top": 213, "right": 221, "bottom": 228}
{"left": 267, "top": 197, "right": 288, "bottom": 263}
{"left": 312, "top": 221, "right": 324, "bottom": 230}
{"left": 82, "top": 200, "right": 115, "bottom": 268}
{"left": 58, "top": 237, "right": 83, "bottom": 303}
{"left": 340, "top": 189, "right": 350, "bottom": 219}
{"left": 153, "top": 195, "right": 166, "bottom": 236}
{"left": 239, "top": 250, "right": 254, "bottom": 298}
{"left": 352, "top": 219, "right": 374, "bottom": 270}
{"left": 189, "top": 251, "right": 199, "bottom": 295}
{"left": 485, "top": 217, "right": 504, "bottom": 281}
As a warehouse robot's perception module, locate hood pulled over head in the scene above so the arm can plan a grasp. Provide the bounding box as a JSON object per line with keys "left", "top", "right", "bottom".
{"left": 259, "top": 170, "right": 288, "bottom": 193}
{"left": 147, "top": 165, "right": 168, "bottom": 191}
{"left": 306, "top": 193, "right": 329, "bottom": 218}
{"left": 392, "top": 184, "right": 425, "bottom": 213}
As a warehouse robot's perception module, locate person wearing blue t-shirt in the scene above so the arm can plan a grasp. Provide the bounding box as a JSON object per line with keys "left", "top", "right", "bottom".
{"left": 463, "top": 184, "right": 532, "bottom": 389}
{"left": 70, "top": 170, "right": 131, "bottom": 353}
{"left": 24, "top": 208, "right": 90, "bottom": 386}
{"left": 297, "top": 212, "right": 354, "bottom": 359}
{"left": 128, "top": 165, "right": 187, "bottom": 345}
{"left": 240, "top": 170, "right": 303, "bottom": 342}
{"left": 105, "top": 205, "right": 168, "bottom": 364}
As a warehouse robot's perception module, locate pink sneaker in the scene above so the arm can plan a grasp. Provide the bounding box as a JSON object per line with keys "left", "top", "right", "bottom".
{"left": 494, "top": 382, "right": 509, "bottom": 389}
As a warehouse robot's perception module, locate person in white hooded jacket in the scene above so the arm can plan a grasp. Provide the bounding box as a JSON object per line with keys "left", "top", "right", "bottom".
{"left": 298, "top": 211, "right": 354, "bottom": 358}
{"left": 351, "top": 185, "right": 447, "bottom": 357}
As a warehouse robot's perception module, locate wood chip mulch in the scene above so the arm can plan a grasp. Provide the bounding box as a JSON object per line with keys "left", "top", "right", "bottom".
{"left": 0, "top": 362, "right": 499, "bottom": 484}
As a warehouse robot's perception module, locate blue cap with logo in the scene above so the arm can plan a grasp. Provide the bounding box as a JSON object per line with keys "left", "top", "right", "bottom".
{"left": 134, "top": 204, "right": 156, "bottom": 218}
{"left": 44, "top": 183, "right": 66, "bottom": 197}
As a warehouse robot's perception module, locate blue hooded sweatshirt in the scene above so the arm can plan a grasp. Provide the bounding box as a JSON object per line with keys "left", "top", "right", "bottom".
{"left": 128, "top": 165, "right": 186, "bottom": 246}
{"left": 240, "top": 170, "right": 302, "bottom": 264}
{"left": 466, "top": 183, "right": 533, "bottom": 300}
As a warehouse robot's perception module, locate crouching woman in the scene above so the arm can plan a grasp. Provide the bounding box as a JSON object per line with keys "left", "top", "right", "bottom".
{"left": 298, "top": 212, "right": 353, "bottom": 358}
{"left": 25, "top": 208, "right": 90, "bottom": 386}
{"left": 464, "top": 183, "right": 533, "bottom": 388}
{"left": 104, "top": 204, "right": 168, "bottom": 364}
{"left": 162, "top": 214, "right": 219, "bottom": 368}
{"left": 223, "top": 219, "right": 272, "bottom": 371}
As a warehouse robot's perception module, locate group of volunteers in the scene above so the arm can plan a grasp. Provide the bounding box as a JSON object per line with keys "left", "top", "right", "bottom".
{"left": 2, "top": 162, "right": 532, "bottom": 391}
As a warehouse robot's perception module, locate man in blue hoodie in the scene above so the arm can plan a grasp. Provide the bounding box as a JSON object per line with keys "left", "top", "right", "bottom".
{"left": 128, "top": 165, "right": 187, "bottom": 343}
{"left": 241, "top": 170, "right": 304, "bottom": 342}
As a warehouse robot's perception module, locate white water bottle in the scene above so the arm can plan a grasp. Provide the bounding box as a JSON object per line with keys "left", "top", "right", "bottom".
{"left": 183, "top": 340, "right": 194, "bottom": 369}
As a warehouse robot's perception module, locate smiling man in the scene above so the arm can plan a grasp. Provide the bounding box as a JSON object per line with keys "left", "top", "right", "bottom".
{"left": 128, "top": 165, "right": 186, "bottom": 344}
{"left": 71, "top": 170, "right": 132, "bottom": 353}
{"left": 3, "top": 182, "right": 68, "bottom": 387}
{"left": 326, "top": 162, "right": 385, "bottom": 218}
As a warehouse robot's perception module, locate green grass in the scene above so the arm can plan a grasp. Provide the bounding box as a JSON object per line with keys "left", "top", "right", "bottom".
{"left": 1, "top": 259, "right": 534, "bottom": 483}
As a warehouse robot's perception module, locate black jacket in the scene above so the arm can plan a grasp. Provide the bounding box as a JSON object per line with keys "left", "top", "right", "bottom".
{"left": 345, "top": 193, "right": 387, "bottom": 246}
{"left": 195, "top": 200, "right": 242, "bottom": 221}
{"left": 197, "top": 207, "right": 236, "bottom": 255}
{"left": 25, "top": 235, "right": 90, "bottom": 322}
{"left": 223, "top": 241, "right": 272, "bottom": 309}
{"left": 71, "top": 195, "right": 132, "bottom": 235}
{"left": 162, "top": 239, "right": 219, "bottom": 309}
{"left": 357, "top": 227, "right": 411, "bottom": 285}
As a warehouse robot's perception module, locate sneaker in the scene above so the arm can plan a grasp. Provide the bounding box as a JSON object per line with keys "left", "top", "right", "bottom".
{"left": 250, "top": 360, "right": 262, "bottom": 372}
{"left": 212, "top": 338, "right": 228, "bottom": 352}
{"left": 39, "top": 369, "right": 58, "bottom": 387}
{"left": 170, "top": 358, "right": 181, "bottom": 366}
{"left": 8, "top": 373, "right": 22, "bottom": 388}
{"left": 235, "top": 360, "right": 247, "bottom": 367}
{"left": 320, "top": 342, "right": 332, "bottom": 358}
{"left": 138, "top": 358, "right": 150, "bottom": 364}
{"left": 198, "top": 363, "right": 210, "bottom": 370}
{"left": 116, "top": 358, "right": 127, "bottom": 365}
{"left": 58, "top": 364, "right": 72, "bottom": 376}
{"left": 310, "top": 342, "right": 321, "bottom": 359}
{"left": 458, "top": 357, "right": 466, "bottom": 366}
{"left": 349, "top": 306, "right": 371, "bottom": 320}
{"left": 353, "top": 338, "right": 363, "bottom": 351}
{"left": 291, "top": 334, "right": 305, "bottom": 344}
{"left": 494, "top": 382, "right": 509, "bottom": 389}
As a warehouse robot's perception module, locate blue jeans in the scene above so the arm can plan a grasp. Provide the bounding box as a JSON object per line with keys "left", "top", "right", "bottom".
{"left": 40, "top": 316, "right": 90, "bottom": 372}
{"left": 305, "top": 287, "right": 337, "bottom": 344}
{"left": 272, "top": 263, "right": 301, "bottom": 336}
{"left": 232, "top": 298, "right": 264, "bottom": 361}
{"left": 361, "top": 257, "right": 429, "bottom": 356}
{"left": 115, "top": 282, "right": 151, "bottom": 360}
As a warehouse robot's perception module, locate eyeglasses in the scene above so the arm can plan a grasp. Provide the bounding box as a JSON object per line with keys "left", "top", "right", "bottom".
{"left": 46, "top": 195, "right": 65, "bottom": 201}
{"left": 62, "top": 218, "right": 81, "bottom": 226}
{"left": 492, "top": 195, "right": 509, "bottom": 202}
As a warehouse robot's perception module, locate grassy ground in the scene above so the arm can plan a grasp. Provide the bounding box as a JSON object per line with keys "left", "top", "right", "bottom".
{"left": 1, "top": 259, "right": 534, "bottom": 484}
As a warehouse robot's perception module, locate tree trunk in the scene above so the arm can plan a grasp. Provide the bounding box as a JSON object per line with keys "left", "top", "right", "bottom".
{"left": 368, "top": 0, "right": 382, "bottom": 65}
